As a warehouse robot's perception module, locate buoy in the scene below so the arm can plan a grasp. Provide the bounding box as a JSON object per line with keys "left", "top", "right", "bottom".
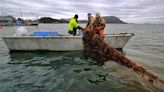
{"left": 0, "top": 24, "right": 3, "bottom": 29}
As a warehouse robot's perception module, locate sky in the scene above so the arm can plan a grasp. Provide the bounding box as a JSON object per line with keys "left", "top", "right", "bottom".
{"left": 0, "top": 0, "right": 164, "bottom": 23}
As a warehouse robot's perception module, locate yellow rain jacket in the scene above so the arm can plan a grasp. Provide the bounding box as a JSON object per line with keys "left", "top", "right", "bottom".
{"left": 68, "top": 17, "right": 79, "bottom": 31}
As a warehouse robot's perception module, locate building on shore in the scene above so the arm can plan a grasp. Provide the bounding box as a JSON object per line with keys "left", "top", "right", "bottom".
{"left": 0, "top": 16, "right": 15, "bottom": 26}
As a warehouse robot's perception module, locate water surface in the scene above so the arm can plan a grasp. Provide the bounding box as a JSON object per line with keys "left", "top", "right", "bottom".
{"left": 0, "top": 24, "right": 164, "bottom": 92}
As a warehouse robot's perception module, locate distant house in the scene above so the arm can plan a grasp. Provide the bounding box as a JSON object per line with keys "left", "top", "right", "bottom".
{"left": 0, "top": 16, "right": 15, "bottom": 26}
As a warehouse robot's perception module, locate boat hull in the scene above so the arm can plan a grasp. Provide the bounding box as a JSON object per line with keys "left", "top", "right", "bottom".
{"left": 2, "top": 33, "right": 133, "bottom": 51}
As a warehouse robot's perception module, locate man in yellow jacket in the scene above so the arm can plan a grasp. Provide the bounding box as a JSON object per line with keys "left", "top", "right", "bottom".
{"left": 68, "top": 14, "right": 84, "bottom": 36}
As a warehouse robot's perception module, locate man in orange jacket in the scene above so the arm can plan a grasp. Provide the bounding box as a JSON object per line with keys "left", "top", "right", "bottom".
{"left": 93, "top": 12, "right": 106, "bottom": 39}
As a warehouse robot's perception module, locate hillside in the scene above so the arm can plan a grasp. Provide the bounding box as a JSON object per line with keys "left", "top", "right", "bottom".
{"left": 103, "top": 16, "right": 126, "bottom": 24}
{"left": 38, "top": 16, "right": 127, "bottom": 24}
{"left": 39, "top": 17, "right": 69, "bottom": 23}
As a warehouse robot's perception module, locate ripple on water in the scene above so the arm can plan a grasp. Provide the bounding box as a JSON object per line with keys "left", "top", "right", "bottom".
{"left": 0, "top": 51, "right": 163, "bottom": 92}
{"left": 1, "top": 24, "right": 164, "bottom": 92}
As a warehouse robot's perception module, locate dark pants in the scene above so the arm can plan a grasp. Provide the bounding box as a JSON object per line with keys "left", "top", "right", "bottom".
{"left": 68, "top": 27, "right": 77, "bottom": 36}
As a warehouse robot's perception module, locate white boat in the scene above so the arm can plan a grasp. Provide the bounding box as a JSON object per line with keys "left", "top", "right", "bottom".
{"left": 2, "top": 33, "right": 134, "bottom": 51}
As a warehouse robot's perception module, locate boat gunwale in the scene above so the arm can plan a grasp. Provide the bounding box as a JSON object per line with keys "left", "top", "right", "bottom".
{"left": 2, "top": 33, "right": 134, "bottom": 39}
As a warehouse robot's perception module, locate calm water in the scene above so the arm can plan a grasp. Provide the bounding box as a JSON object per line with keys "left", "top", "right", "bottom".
{"left": 0, "top": 24, "right": 164, "bottom": 92}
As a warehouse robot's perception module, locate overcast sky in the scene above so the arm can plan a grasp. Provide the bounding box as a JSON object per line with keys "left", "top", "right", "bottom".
{"left": 0, "top": 0, "right": 164, "bottom": 23}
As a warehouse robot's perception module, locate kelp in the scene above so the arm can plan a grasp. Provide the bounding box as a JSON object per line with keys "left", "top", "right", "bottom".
{"left": 83, "top": 29, "right": 164, "bottom": 85}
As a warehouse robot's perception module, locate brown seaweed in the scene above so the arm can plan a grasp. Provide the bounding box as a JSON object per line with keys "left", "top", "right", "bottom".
{"left": 83, "top": 30, "right": 164, "bottom": 85}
